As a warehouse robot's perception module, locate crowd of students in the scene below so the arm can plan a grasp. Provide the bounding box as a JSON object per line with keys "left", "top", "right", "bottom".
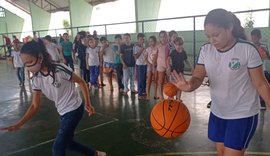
{"left": 58, "top": 30, "right": 194, "bottom": 101}
{"left": 5, "top": 30, "right": 193, "bottom": 100}
{"left": 5, "top": 27, "right": 270, "bottom": 102}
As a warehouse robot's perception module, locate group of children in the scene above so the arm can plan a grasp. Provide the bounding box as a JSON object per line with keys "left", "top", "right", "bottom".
{"left": 9, "top": 27, "right": 270, "bottom": 103}
{"left": 69, "top": 30, "right": 194, "bottom": 101}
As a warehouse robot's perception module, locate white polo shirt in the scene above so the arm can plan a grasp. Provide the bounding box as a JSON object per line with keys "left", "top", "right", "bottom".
{"left": 197, "top": 39, "right": 262, "bottom": 119}
{"left": 86, "top": 47, "right": 100, "bottom": 66}
{"left": 32, "top": 63, "right": 82, "bottom": 115}
{"left": 11, "top": 50, "right": 23, "bottom": 68}
{"left": 134, "top": 45, "right": 147, "bottom": 65}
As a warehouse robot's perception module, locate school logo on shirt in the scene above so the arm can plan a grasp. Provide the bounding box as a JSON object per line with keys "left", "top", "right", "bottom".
{"left": 229, "top": 58, "right": 241, "bottom": 70}
{"left": 53, "top": 80, "right": 61, "bottom": 88}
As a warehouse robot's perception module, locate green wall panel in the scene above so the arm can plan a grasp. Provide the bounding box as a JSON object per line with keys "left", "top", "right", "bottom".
{"left": 0, "top": 7, "right": 24, "bottom": 55}
{"left": 0, "top": 8, "right": 24, "bottom": 34}
{"left": 135, "top": 0, "right": 161, "bottom": 33}
{"left": 69, "top": 0, "right": 93, "bottom": 37}
{"left": 29, "top": 2, "right": 51, "bottom": 36}
{"left": 69, "top": 0, "right": 92, "bottom": 28}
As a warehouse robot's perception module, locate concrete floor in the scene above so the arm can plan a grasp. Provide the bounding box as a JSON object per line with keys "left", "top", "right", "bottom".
{"left": 0, "top": 61, "right": 270, "bottom": 156}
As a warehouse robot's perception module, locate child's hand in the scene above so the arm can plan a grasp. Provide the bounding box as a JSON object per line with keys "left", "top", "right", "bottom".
{"left": 0, "top": 123, "right": 22, "bottom": 131}
{"left": 85, "top": 103, "right": 96, "bottom": 116}
{"left": 171, "top": 70, "right": 191, "bottom": 92}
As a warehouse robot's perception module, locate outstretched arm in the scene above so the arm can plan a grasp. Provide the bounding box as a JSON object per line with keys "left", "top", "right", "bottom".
{"left": 0, "top": 91, "right": 42, "bottom": 131}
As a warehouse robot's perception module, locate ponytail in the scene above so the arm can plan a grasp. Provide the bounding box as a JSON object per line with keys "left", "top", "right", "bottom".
{"left": 204, "top": 8, "right": 247, "bottom": 40}
{"left": 231, "top": 14, "right": 247, "bottom": 40}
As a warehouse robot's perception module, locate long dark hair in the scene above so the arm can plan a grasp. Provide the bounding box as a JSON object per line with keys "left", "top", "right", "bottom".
{"left": 21, "top": 40, "right": 56, "bottom": 83}
{"left": 204, "top": 8, "right": 247, "bottom": 40}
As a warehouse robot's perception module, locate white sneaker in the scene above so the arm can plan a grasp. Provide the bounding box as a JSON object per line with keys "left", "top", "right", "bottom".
{"left": 96, "top": 151, "right": 107, "bottom": 156}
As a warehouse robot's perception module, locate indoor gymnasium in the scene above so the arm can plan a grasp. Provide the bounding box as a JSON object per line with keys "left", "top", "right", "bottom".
{"left": 0, "top": 0, "right": 270, "bottom": 156}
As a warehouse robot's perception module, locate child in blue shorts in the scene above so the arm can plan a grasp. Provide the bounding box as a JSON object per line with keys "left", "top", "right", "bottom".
{"left": 100, "top": 37, "right": 115, "bottom": 91}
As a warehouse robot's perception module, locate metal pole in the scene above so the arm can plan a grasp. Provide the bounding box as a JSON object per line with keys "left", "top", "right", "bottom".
{"left": 142, "top": 21, "right": 144, "bottom": 33}
{"left": 193, "top": 17, "right": 196, "bottom": 68}
{"left": 105, "top": 25, "right": 107, "bottom": 37}
{"left": 268, "top": 1, "right": 270, "bottom": 27}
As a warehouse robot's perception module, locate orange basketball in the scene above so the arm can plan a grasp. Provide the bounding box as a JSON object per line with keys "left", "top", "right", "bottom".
{"left": 163, "top": 82, "right": 178, "bottom": 97}
{"left": 150, "top": 99, "right": 190, "bottom": 138}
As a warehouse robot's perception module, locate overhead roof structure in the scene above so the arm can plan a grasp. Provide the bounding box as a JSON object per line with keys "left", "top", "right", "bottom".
{"left": 5, "top": 0, "right": 117, "bottom": 13}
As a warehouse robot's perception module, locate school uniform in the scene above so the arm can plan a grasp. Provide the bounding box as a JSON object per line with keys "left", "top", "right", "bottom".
{"left": 197, "top": 39, "right": 262, "bottom": 150}
{"left": 134, "top": 45, "right": 147, "bottom": 96}
{"left": 11, "top": 50, "right": 25, "bottom": 85}
{"left": 32, "top": 63, "right": 95, "bottom": 155}
{"left": 86, "top": 47, "right": 100, "bottom": 87}
{"left": 103, "top": 45, "right": 115, "bottom": 76}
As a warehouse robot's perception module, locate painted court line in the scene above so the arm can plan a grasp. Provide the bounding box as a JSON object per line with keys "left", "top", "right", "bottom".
{"left": 4, "top": 113, "right": 118, "bottom": 156}
{"left": 137, "top": 151, "right": 270, "bottom": 156}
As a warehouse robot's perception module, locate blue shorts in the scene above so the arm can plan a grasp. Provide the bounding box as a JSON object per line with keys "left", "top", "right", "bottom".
{"left": 208, "top": 112, "right": 258, "bottom": 150}
{"left": 103, "top": 62, "right": 115, "bottom": 76}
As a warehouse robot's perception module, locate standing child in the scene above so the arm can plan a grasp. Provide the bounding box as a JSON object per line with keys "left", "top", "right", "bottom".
{"left": 4, "top": 35, "right": 12, "bottom": 57}
{"left": 134, "top": 33, "right": 147, "bottom": 99}
{"left": 146, "top": 36, "right": 158, "bottom": 100}
{"left": 167, "top": 36, "right": 194, "bottom": 100}
{"left": 86, "top": 37, "right": 100, "bottom": 89}
{"left": 96, "top": 37, "right": 106, "bottom": 88}
{"left": 113, "top": 34, "right": 124, "bottom": 93}
{"left": 120, "top": 33, "right": 137, "bottom": 95}
{"left": 0, "top": 40, "right": 106, "bottom": 156}
{"left": 11, "top": 44, "right": 25, "bottom": 86}
{"left": 172, "top": 9, "right": 270, "bottom": 156}
{"left": 77, "top": 32, "right": 90, "bottom": 84}
{"left": 73, "top": 33, "right": 81, "bottom": 64}
{"left": 100, "top": 37, "right": 115, "bottom": 91}
{"left": 60, "top": 33, "right": 74, "bottom": 71}
{"left": 168, "top": 30, "right": 178, "bottom": 52}
{"left": 250, "top": 29, "right": 270, "bottom": 67}
{"left": 157, "top": 31, "right": 170, "bottom": 100}
{"left": 250, "top": 29, "right": 270, "bottom": 110}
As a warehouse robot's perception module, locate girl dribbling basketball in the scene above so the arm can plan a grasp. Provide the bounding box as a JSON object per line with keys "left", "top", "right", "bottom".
{"left": 172, "top": 9, "right": 270, "bottom": 156}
